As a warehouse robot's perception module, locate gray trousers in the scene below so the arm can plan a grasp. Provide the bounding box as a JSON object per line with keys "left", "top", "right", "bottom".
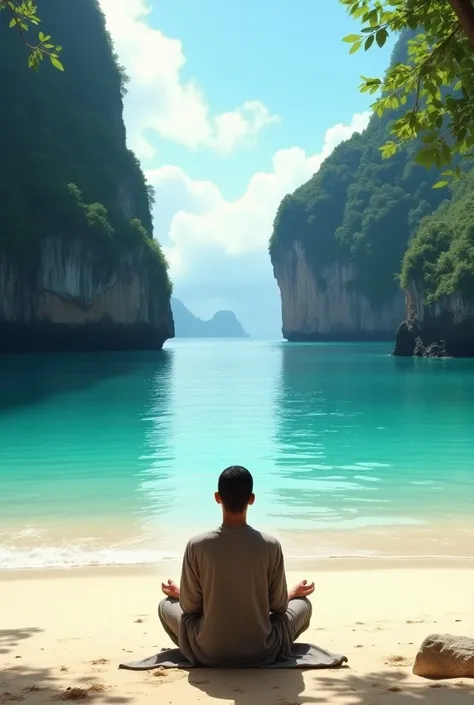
{"left": 158, "top": 597, "right": 312, "bottom": 647}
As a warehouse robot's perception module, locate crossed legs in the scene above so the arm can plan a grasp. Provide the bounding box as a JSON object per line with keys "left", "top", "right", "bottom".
{"left": 158, "top": 597, "right": 181, "bottom": 646}
{"left": 158, "top": 596, "right": 312, "bottom": 646}
{"left": 285, "top": 596, "right": 313, "bottom": 641}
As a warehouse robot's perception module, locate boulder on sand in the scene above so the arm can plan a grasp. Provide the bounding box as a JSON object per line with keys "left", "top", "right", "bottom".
{"left": 413, "top": 633, "right": 474, "bottom": 680}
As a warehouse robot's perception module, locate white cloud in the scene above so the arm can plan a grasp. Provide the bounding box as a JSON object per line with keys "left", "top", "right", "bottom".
{"left": 150, "top": 111, "right": 371, "bottom": 279}
{"left": 145, "top": 111, "right": 371, "bottom": 336}
{"left": 99, "top": 0, "right": 278, "bottom": 157}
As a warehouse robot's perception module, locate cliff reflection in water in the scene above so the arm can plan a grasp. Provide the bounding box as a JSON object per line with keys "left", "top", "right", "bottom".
{"left": 136, "top": 349, "right": 176, "bottom": 523}
{"left": 271, "top": 343, "right": 433, "bottom": 530}
{"left": 0, "top": 350, "right": 175, "bottom": 527}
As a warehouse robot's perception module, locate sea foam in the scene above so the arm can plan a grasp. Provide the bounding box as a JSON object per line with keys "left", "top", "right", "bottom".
{"left": 0, "top": 545, "right": 181, "bottom": 570}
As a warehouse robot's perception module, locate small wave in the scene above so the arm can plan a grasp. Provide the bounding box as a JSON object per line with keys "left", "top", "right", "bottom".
{"left": 1, "top": 542, "right": 380, "bottom": 570}
{"left": 0, "top": 545, "right": 181, "bottom": 570}
{"left": 285, "top": 548, "right": 377, "bottom": 559}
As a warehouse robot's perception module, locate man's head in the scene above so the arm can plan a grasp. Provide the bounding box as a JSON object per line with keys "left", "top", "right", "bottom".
{"left": 215, "top": 465, "right": 255, "bottom": 515}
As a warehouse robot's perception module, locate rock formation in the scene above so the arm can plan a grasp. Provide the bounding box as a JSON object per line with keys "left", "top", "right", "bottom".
{"left": 171, "top": 298, "right": 248, "bottom": 338}
{"left": 0, "top": 0, "right": 173, "bottom": 353}
{"left": 0, "top": 238, "right": 172, "bottom": 352}
{"left": 394, "top": 174, "right": 474, "bottom": 357}
{"left": 270, "top": 31, "right": 446, "bottom": 343}
{"left": 274, "top": 244, "right": 405, "bottom": 341}
{"left": 413, "top": 633, "right": 474, "bottom": 680}
{"left": 394, "top": 292, "right": 474, "bottom": 358}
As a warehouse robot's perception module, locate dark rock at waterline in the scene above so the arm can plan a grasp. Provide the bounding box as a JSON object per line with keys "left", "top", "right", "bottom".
{"left": 414, "top": 339, "right": 448, "bottom": 359}
{"left": 0, "top": 321, "right": 170, "bottom": 354}
{"left": 393, "top": 314, "right": 474, "bottom": 358}
{"left": 393, "top": 321, "right": 415, "bottom": 356}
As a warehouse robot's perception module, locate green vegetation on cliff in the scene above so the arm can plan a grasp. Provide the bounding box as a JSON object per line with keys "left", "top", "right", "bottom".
{"left": 401, "top": 174, "right": 474, "bottom": 303}
{"left": 0, "top": 0, "right": 170, "bottom": 293}
{"left": 271, "top": 28, "right": 474, "bottom": 308}
{"left": 270, "top": 35, "right": 446, "bottom": 305}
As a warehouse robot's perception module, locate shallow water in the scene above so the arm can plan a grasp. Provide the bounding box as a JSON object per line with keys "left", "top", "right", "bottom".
{"left": 1, "top": 340, "right": 473, "bottom": 569}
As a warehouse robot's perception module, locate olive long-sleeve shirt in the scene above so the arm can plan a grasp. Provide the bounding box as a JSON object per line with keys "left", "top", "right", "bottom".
{"left": 177, "top": 525, "right": 289, "bottom": 667}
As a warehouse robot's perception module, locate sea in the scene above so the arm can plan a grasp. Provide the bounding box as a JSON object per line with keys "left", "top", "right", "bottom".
{"left": 1, "top": 340, "right": 473, "bottom": 570}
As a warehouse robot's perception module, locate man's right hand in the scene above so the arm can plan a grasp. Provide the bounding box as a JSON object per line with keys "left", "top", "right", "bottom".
{"left": 288, "top": 579, "right": 315, "bottom": 601}
{"left": 161, "top": 578, "right": 180, "bottom": 599}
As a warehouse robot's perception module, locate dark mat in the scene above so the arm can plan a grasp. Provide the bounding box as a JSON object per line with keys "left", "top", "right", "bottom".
{"left": 119, "top": 643, "right": 348, "bottom": 670}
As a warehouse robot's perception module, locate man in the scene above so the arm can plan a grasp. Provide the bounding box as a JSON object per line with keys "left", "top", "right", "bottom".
{"left": 158, "top": 465, "right": 314, "bottom": 667}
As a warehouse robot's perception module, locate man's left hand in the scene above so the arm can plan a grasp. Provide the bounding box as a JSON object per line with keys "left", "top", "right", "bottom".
{"left": 161, "top": 578, "right": 180, "bottom": 599}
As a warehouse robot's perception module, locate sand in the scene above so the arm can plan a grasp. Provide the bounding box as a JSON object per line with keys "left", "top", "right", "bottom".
{"left": 1, "top": 561, "right": 473, "bottom": 704}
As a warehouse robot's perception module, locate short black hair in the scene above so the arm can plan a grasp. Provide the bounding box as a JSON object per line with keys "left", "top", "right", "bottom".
{"left": 218, "top": 466, "right": 253, "bottom": 514}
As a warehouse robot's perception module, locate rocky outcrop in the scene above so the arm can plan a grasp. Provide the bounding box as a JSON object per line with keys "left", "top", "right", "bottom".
{"left": 273, "top": 242, "right": 405, "bottom": 341}
{"left": 413, "top": 634, "right": 474, "bottom": 680}
{"left": 171, "top": 298, "right": 248, "bottom": 338}
{"left": 0, "top": 238, "right": 174, "bottom": 353}
{"left": 393, "top": 281, "right": 474, "bottom": 357}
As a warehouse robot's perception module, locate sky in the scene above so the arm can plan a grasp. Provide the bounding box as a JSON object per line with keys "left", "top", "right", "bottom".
{"left": 99, "top": 0, "right": 394, "bottom": 338}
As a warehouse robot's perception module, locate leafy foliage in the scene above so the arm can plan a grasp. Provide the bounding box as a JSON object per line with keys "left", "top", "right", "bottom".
{"left": 0, "top": 0, "right": 170, "bottom": 294}
{"left": 0, "top": 0, "right": 63, "bottom": 70}
{"left": 401, "top": 173, "right": 474, "bottom": 302}
{"left": 341, "top": 0, "right": 474, "bottom": 174}
{"left": 270, "top": 33, "right": 447, "bottom": 305}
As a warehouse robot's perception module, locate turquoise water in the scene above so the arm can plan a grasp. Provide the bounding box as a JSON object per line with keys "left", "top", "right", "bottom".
{"left": 0, "top": 340, "right": 473, "bottom": 568}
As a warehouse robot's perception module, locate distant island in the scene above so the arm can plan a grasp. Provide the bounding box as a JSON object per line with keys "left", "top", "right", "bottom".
{"left": 171, "top": 298, "right": 249, "bottom": 338}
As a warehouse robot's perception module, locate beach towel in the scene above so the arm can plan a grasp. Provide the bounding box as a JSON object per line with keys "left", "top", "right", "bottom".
{"left": 119, "top": 643, "right": 348, "bottom": 670}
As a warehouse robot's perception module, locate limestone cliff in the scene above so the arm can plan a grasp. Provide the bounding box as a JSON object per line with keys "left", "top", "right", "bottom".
{"left": 0, "top": 0, "right": 173, "bottom": 353}
{"left": 0, "top": 238, "right": 173, "bottom": 352}
{"left": 275, "top": 242, "right": 405, "bottom": 341}
{"left": 270, "top": 32, "right": 445, "bottom": 343}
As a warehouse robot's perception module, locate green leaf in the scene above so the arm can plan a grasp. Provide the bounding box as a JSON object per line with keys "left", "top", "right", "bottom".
{"left": 352, "top": 6, "right": 368, "bottom": 19}
{"left": 441, "top": 141, "right": 452, "bottom": 163}
{"left": 433, "top": 181, "right": 449, "bottom": 189}
{"left": 343, "top": 34, "right": 362, "bottom": 42}
{"left": 376, "top": 28, "right": 388, "bottom": 48}
{"left": 364, "top": 35, "right": 374, "bottom": 51}
{"left": 50, "top": 56, "right": 64, "bottom": 71}
{"left": 415, "top": 149, "right": 436, "bottom": 167}
{"left": 349, "top": 41, "right": 362, "bottom": 54}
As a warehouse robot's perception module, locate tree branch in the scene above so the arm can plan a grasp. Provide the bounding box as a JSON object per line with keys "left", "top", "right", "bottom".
{"left": 448, "top": 0, "right": 474, "bottom": 45}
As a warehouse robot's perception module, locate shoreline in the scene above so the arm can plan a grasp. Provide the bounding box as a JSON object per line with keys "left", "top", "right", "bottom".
{"left": 2, "top": 520, "right": 474, "bottom": 571}
{"left": 2, "top": 553, "right": 474, "bottom": 581}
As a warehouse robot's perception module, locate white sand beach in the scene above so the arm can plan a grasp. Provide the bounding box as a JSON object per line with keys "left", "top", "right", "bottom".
{"left": 1, "top": 561, "right": 473, "bottom": 704}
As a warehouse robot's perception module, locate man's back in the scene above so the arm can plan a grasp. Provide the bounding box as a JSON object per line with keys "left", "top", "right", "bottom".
{"left": 179, "top": 525, "right": 288, "bottom": 667}
{"left": 158, "top": 466, "right": 314, "bottom": 667}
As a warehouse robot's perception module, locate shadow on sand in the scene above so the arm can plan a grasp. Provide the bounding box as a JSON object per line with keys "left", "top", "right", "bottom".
{"left": 0, "top": 628, "right": 130, "bottom": 704}
{"left": 188, "top": 665, "right": 474, "bottom": 705}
